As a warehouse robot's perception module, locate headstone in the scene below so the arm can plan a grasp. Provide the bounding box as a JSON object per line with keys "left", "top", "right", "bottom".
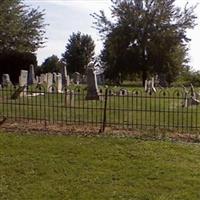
{"left": 19, "top": 70, "right": 28, "bottom": 97}
{"left": 47, "top": 73, "right": 53, "bottom": 93}
{"left": 67, "top": 75, "right": 70, "bottom": 86}
{"left": 57, "top": 73, "right": 62, "bottom": 93}
{"left": 35, "top": 76, "right": 39, "bottom": 84}
{"left": 182, "top": 84, "right": 200, "bottom": 107}
{"left": 28, "top": 64, "right": 36, "bottom": 85}
{"left": 39, "top": 74, "right": 47, "bottom": 84}
{"left": 151, "top": 77, "right": 156, "bottom": 93}
{"left": 2, "top": 74, "right": 12, "bottom": 87}
{"left": 19, "top": 70, "right": 28, "bottom": 87}
{"left": 158, "top": 73, "right": 168, "bottom": 87}
{"left": 145, "top": 77, "right": 156, "bottom": 94}
{"left": 144, "top": 80, "right": 148, "bottom": 92}
{"left": 86, "top": 68, "right": 100, "bottom": 100}
{"left": 61, "top": 66, "right": 69, "bottom": 86}
{"left": 96, "top": 73, "right": 105, "bottom": 85}
{"left": 73, "top": 72, "right": 80, "bottom": 85}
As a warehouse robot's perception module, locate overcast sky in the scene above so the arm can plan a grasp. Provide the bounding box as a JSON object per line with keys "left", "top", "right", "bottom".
{"left": 25, "top": 0, "right": 200, "bottom": 71}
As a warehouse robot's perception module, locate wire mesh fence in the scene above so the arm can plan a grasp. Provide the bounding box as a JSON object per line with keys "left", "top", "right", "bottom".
{"left": 0, "top": 85, "right": 200, "bottom": 133}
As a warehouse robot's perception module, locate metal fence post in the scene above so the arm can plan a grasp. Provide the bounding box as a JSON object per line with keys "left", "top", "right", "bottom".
{"left": 99, "top": 87, "right": 108, "bottom": 133}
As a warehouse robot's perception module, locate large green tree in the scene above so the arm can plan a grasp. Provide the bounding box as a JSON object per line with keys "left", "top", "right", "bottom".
{"left": 0, "top": 0, "right": 46, "bottom": 53}
{"left": 62, "top": 32, "right": 95, "bottom": 74}
{"left": 39, "top": 55, "right": 63, "bottom": 74}
{"left": 92, "top": 0, "right": 197, "bottom": 85}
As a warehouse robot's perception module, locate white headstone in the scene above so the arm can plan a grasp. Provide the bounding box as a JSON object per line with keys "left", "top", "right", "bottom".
{"left": 19, "top": 70, "right": 28, "bottom": 87}
{"left": 57, "top": 73, "right": 62, "bottom": 93}
{"left": 2, "top": 74, "right": 12, "bottom": 87}
{"left": 47, "top": 73, "right": 53, "bottom": 93}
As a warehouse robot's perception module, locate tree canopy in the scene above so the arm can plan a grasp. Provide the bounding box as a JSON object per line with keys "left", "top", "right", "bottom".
{"left": 39, "top": 55, "right": 63, "bottom": 74}
{"left": 0, "top": 0, "right": 47, "bottom": 53}
{"left": 62, "top": 32, "right": 95, "bottom": 74}
{"left": 92, "top": 0, "right": 197, "bottom": 85}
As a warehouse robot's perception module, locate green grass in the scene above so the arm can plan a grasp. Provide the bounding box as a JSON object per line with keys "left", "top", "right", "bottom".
{"left": 1, "top": 85, "right": 200, "bottom": 131}
{"left": 1, "top": 132, "right": 200, "bottom": 199}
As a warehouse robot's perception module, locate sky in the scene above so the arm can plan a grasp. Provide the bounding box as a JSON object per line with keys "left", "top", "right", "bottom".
{"left": 25, "top": 0, "right": 200, "bottom": 71}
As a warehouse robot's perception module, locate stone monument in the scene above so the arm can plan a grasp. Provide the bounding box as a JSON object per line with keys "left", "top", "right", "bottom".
{"left": 86, "top": 68, "right": 100, "bottom": 100}
{"left": 2, "top": 74, "right": 12, "bottom": 87}
{"left": 28, "top": 64, "right": 36, "bottom": 85}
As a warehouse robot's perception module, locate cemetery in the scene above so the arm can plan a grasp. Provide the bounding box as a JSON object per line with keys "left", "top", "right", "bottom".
{"left": 1, "top": 63, "right": 200, "bottom": 134}
{"left": 1, "top": 1, "right": 200, "bottom": 199}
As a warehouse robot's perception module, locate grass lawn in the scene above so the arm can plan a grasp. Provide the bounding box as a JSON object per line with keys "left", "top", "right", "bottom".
{"left": 0, "top": 132, "right": 200, "bottom": 200}
{"left": 1, "top": 85, "right": 200, "bottom": 132}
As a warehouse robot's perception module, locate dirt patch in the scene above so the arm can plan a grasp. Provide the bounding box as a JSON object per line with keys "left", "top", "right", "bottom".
{"left": 0, "top": 119, "right": 200, "bottom": 143}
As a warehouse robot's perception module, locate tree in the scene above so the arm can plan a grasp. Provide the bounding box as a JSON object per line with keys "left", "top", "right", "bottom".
{"left": 62, "top": 32, "right": 95, "bottom": 74}
{"left": 0, "top": 51, "right": 37, "bottom": 84}
{"left": 92, "top": 0, "right": 197, "bottom": 85}
{"left": 40, "top": 55, "right": 63, "bottom": 74}
{"left": 0, "top": 0, "right": 47, "bottom": 53}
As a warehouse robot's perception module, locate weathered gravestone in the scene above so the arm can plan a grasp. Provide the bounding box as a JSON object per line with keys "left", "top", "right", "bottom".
{"left": 182, "top": 84, "right": 200, "bottom": 107}
{"left": 2, "top": 74, "right": 12, "bottom": 87}
{"left": 47, "top": 73, "right": 53, "bottom": 93}
{"left": 158, "top": 73, "right": 168, "bottom": 87}
{"left": 145, "top": 77, "right": 156, "bottom": 94}
{"left": 86, "top": 68, "right": 100, "bottom": 100}
{"left": 28, "top": 64, "right": 36, "bottom": 85}
{"left": 57, "top": 73, "right": 62, "bottom": 93}
{"left": 72, "top": 72, "right": 80, "bottom": 85}
{"left": 61, "top": 66, "right": 70, "bottom": 87}
{"left": 11, "top": 70, "right": 28, "bottom": 99}
{"left": 19, "top": 70, "right": 28, "bottom": 87}
{"left": 39, "top": 74, "right": 47, "bottom": 84}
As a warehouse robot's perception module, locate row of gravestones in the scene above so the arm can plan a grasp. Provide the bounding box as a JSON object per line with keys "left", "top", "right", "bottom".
{"left": 0, "top": 63, "right": 102, "bottom": 101}
{"left": 144, "top": 74, "right": 169, "bottom": 95}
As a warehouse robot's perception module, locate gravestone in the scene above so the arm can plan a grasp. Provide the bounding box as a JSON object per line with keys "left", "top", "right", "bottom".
{"left": 72, "top": 72, "right": 80, "bottom": 85}
{"left": 158, "top": 73, "right": 168, "bottom": 87}
{"left": 183, "top": 84, "right": 200, "bottom": 107}
{"left": 19, "top": 70, "right": 28, "bottom": 87}
{"left": 57, "top": 73, "right": 62, "bottom": 93}
{"left": 28, "top": 64, "right": 36, "bottom": 85}
{"left": 67, "top": 75, "right": 70, "bottom": 86}
{"left": 16, "top": 70, "right": 28, "bottom": 97}
{"left": 144, "top": 77, "right": 156, "bottom": 94}
{"left": 151, "top": 77, "right": 156, "bottom": 93}
{"left": 144, "top": 80, "right": 148, "bottom": 92}
{"left": 39, "top": 74, "right": 47, "bottom": 84}
{"left": 35, "top": 76, "right": 39, "bottom": 84}
{"left": 86, "top": 68, "right": 100, "bottom": 100}
{"left": 2, "top": 74, "right": 12, "bottom": 87}
{"left": 61, "top": 66, "right": 69, "bottom": 86}
{"left": 47, "top": 73, "right": 53, "bottom": 93}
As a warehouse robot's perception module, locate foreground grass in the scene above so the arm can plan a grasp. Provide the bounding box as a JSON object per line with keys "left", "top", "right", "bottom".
{"left": 0, "top": 132, "right": 200, "bottom": 200}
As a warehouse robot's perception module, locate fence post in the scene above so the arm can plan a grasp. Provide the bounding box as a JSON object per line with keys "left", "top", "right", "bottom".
{"left": 99, "top": 87, "right": 108, "bottom": 133}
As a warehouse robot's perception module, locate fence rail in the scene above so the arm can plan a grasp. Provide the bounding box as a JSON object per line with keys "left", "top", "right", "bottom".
{"left": 0, "top": 85, "right": 200, "bottom": 132}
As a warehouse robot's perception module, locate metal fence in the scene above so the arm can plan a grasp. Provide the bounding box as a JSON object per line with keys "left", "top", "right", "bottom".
{"left": 0, "top": 85, "right": 200, "bottom": 133}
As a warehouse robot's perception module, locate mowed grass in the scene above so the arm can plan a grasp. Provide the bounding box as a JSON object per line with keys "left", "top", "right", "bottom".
{"left": 0, "top": 132, "right": 200, "bottom": 200}
{"left": 1, "top": 85, "right": 200, "bottom": 131}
